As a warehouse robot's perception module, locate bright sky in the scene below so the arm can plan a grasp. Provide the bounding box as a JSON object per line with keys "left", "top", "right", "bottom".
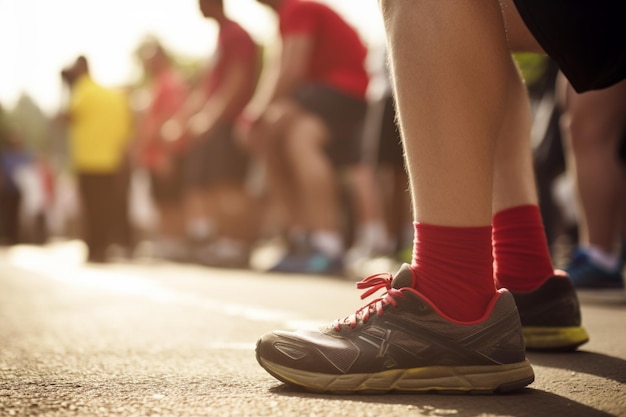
{"left": 0, "top": 0, "right": 385, "bottom": 116}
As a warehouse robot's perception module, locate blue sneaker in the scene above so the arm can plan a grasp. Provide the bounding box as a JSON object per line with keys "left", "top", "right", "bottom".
{"left": 565, "top": 248, "right": 624, "bottom": 289}
{"left": 269, "top": 250, "right": 344, "bottom": 275}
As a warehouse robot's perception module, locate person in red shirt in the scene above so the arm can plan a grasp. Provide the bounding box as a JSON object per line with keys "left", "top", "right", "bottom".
{"left": 135, "top": 40, "right": 189, "bottom": 261}
{"left": 172, "top": 0, "right": 262, "bottom": 267}
{"left": 240, "top": 0, "right": 371, "bottom": 274}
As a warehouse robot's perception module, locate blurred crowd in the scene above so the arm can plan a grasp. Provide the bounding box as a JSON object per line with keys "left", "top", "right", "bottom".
{"left": 0, "top": 0, "right": 624, "bottom": 287}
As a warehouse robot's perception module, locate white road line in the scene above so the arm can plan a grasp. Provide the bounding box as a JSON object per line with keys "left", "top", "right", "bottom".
{"left": 3, "top": 243, "right": 327, "bottom": 334}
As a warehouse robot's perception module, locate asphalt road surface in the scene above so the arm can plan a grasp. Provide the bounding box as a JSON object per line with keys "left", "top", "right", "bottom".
{"left": 1, "top": 241, "right": 625, "bottom": 417}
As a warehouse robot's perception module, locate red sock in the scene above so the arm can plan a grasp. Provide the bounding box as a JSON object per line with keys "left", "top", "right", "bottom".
{"left": 410, "top": 222, "right": 496, "bottom": 322}
{"left": 492, "top": 205, "right": 554, "bottom": 292}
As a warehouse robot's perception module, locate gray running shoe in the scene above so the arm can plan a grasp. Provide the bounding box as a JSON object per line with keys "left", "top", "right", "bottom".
{"left": 256, "top": 264, "right": 534, "bottom": 394}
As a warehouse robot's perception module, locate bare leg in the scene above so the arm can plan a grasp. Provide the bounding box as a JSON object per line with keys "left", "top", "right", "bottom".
{"left": 378, "top": 0, "right": 571, "bottom": 319}
{"left": 380, "top": 0, "right": 522, "bottom": 321}
{"left": 211, "top": 183, "right": 260, "bottom": 243}
{"left": 346, "top": 164, "right": 385, "bottom": 228}
{"left": 491, "top": 62, "right": 538, "bottom": 212}
{"left": 562, "top": 79, "right": 626, "bottom": 252}
{"left": 153, "top": 201, "right": 187, "bottom": 260}
{"left": 382, "top": 0, "right": 513, "bottom": 227}
{"left": 284, "top": 112, "right": 341, "bottom": 234}
{"left": 494, "top": 0, "right": 548, "bottom": 210}
{"left": 158, "top": 203, "right": 185, "bottom": 239}
{"left": 184, "top": 188, "right": 216, "bottom": 241}
{"left": 259, "top": 102, "right": 345, "bottom": 269}
{"left": 258, "top": 101, "right": 305, "bottom": 235}
{"left": 261, "top": 143, "right": 301, "bottom": 233}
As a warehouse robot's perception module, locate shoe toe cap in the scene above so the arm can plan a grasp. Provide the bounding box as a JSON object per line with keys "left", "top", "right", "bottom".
{"left": 256, "top": 329, "right": 359, "bottom": 374}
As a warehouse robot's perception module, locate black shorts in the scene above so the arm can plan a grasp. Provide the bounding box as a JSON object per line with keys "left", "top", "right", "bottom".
{"left": 149, "top": 157, "right": 184, "bottom": 204}
{"left": 513, "top": 0, "right": 626, "bottom": 93}
{"left": 184, "top": 124, "right": 250, "bottom": 189}
{"left": 293, "top": 84, "right": 368, "bottom": 168}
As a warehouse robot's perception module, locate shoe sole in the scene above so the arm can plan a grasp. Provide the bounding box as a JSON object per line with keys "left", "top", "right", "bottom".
{"left": 523, "top": 326, "right": 590, "bottom": 351}
{"left": 258, "top": 357, "right": 534, "bottom": 394}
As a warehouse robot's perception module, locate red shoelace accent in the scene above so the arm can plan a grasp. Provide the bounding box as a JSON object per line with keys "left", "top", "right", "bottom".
{"left": 333, "top": 272, "right": 405, "bottom": 331}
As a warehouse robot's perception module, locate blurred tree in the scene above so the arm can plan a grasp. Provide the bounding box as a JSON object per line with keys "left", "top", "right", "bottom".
{"left": 9, "top": 94, "right": 49, "bottom": 152}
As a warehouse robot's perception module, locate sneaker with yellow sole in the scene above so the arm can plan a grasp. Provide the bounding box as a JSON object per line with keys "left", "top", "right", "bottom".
{"left": 512, "top": 271, "right": 589, "bottom": 351}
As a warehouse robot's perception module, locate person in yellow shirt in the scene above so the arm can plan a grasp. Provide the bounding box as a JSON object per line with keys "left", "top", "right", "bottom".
{"left": 61, "top": 56, "right": 133, "bottom": 262}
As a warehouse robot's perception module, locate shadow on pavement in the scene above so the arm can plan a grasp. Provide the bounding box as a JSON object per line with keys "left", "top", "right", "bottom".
{"left": 527, "top": 350, "right": 626, "bottom": 384}
{"left": 269, "top": 385, "right": 614, "bottom": 417}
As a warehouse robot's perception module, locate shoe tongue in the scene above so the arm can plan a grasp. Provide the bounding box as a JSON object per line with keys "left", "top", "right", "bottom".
{"left": 391, "top": 263, "right": 414, "bottom": 289}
